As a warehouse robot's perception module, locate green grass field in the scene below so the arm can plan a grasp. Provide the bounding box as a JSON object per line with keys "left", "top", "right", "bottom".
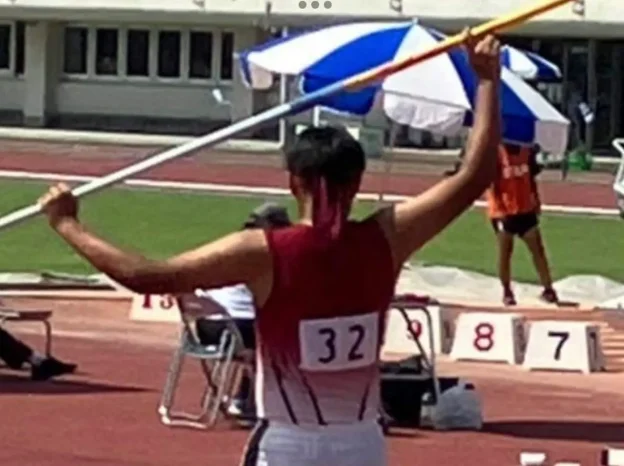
{"left": 1, "top": 179, "right": 623, "bottom": 283}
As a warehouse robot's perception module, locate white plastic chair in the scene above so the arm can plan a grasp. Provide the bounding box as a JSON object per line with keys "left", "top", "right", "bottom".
{"left": 158, "top": 294, "right": 254, "bottom": 429}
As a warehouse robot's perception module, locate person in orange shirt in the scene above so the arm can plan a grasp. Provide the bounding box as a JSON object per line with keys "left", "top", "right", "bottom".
{"left": 486, "top": 142, "right": 558, "bottom": 306}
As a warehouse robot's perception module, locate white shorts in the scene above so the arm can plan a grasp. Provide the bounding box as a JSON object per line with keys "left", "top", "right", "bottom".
{"left": 241, "top": 420, "right": 387, "bottom": 466}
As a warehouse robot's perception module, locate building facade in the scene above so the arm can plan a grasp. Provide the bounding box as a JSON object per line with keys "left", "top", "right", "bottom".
{"left": 0, "top": 0, "right": 621, "bottom": 152}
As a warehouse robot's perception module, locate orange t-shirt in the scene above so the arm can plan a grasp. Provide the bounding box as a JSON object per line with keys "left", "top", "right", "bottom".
{"left": 486, "top": 144, "right": 540, "bottom": 219}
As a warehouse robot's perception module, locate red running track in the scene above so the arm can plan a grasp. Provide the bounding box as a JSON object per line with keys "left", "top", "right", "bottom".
{"left": 0, "top": 142, "right": 618, "bottom": 209}
{"left": 2, "top": 332, "right": 623, "bottom": 466}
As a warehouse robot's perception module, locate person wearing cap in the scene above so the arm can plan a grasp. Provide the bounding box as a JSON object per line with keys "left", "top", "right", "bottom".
{"left": 194, "top": 202, "right": 291, "bottom": 420}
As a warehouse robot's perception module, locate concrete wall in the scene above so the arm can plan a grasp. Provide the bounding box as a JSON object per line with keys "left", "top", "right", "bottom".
{"left": 0, "top": 78, "right": 25, "bottom": 111}
{"left": 0, "top": 20, "right": 263, "bottom": 132}
{"left": 1, "top": 0, "right": 623, "bottom": 37}
{"left": 55, "top": 82, "right": 231, "bottom": 119}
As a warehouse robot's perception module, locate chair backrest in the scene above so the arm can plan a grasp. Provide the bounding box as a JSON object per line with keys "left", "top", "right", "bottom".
{"left": 176, "top": 293, "right": 246, "bottom": 352}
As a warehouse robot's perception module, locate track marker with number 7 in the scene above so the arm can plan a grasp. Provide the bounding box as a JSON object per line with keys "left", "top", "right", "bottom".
{"left": 523, "top": 320, "right": 604, "bottom": 374}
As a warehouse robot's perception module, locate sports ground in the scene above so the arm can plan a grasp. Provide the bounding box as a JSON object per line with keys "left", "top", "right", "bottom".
{"left": 0, "top": 140, "right": 623, "bottom": 465}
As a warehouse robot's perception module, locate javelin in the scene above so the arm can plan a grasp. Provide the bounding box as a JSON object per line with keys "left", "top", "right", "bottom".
{"left": 0, "top": 0, "right": 578, "bottom": 231}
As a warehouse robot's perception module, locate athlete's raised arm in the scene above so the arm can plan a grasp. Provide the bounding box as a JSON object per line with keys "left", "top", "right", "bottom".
{"left": 375, "top": 32, "right": 502, "bottom": 271}
{"left": 37, "top": 183, "right": 272, "bottom": 298}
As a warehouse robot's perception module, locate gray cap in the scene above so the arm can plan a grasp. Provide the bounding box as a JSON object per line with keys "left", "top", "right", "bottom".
{"left": 243, "top": 202, "right": 291, "bottom": 229}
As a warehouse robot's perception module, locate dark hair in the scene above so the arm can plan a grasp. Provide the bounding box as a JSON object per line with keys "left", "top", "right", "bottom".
{"left": 242, "top": 202, "right": 291, "bottom": 230}
{"left": 285, "top": 126, "right": 366, "bottom": 238}
{"left": 286, "top": 126, "right": 366, "bottom": 186}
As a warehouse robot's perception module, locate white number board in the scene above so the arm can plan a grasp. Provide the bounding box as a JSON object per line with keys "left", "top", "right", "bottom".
{"left": 382, "top": 305, "right": 454, "bottom": 356}
{"left": 523, "top": 320, "right": 604, "bottom": 374}
{"left": 299, "top": 312, "right": 379, "bottom": 372}
{"left": 450, "top": 312, "right": 526, "bottom": 365}
{"left": 129, "top": 294, "right": 180, "bottom": 323}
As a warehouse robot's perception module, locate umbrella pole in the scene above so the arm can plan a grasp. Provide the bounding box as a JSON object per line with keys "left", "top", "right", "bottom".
{"left": 278, "top": 26, "right": 288, "bottom": 149}
{"left": 313, "top": 106, "right": 321, "bottom": 126}
{"left": 378, "top": 123, "right": 399, "bottom": 206}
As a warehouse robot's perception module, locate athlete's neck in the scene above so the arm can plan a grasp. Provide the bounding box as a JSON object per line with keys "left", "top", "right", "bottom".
{"left": 295, "top": 193, "right": 355, "bottom": 228}
{"left": 296, "top": 195, "right": 314, "bottom": 226}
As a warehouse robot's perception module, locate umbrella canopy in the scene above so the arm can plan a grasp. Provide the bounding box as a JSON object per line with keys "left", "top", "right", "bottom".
{"left": 239, "top": 21, "right": 569, "bottom": 154}
{"left": 501, "top": 45, "right": 562, "bottom": 81}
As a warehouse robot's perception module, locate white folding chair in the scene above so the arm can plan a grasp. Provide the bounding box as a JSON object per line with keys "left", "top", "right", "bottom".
{"left": 387, "top": 294, "right": 441, "bottom": 395}
{"left": 379, "top": 294, "right": 442, "bottom": 431}
{"left": 158, "top": 294, "right": 254, "bottom": 429}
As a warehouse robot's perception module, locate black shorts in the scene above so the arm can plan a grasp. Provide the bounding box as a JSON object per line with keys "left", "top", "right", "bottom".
{"left": 196, "top": 318, "right": 256, "bottom": 349}
{"left": 491, "top": 212, "right": 538, "bottom": 237}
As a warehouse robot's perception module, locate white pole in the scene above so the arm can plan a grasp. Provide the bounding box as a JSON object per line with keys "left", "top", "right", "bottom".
{"left": 313, "top": 106, "right": 321, "bottom": 126}
{"left": 278, "top": 26, "right": 288, "bottom": 148}
{"left": 378, "top": 123, "right": 399, "bottom": 205}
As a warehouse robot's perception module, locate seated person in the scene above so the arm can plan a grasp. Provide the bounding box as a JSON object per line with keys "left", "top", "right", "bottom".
{"left": 194, "top": 202, "right": 291, "bottom": 417}
{"left": 0, "top": 326, "right": 76, "bottom": 381}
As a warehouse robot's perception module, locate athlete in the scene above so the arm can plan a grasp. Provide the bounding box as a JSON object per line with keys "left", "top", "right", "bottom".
{"left": 37, "top": 31, "right": 501, "bottom": 466}
{"left": 486, "top": 142, "right": 558, "bottom": 306}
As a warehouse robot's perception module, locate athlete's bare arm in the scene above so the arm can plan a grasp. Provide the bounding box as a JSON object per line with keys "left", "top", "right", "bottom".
{"left": 37, "top": 185, "right": 273, "bottom": 301}
{"left": 375, "top": 32, "right": 502, "bottom": 271}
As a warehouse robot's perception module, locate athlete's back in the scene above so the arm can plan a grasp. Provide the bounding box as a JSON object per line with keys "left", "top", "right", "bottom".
{"left": 256, "top": 218, "right": 395, "bottom": 426}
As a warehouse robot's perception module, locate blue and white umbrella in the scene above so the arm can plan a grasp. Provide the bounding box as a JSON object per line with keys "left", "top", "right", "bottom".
{"left": 239, "top": 21, "right": 569, "bottom": 154}
{"left": 501, "top": 46, "right": 562, "bottom": 81}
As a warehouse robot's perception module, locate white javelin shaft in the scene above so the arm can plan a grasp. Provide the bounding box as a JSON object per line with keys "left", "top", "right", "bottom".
{"left": 0, "top": 103, "right": 290, "bottom": 231}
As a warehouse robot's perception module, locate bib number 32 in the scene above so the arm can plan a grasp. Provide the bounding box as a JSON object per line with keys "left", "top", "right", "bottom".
{"left": 299, "top": 312, "right": 378, "bottom": 372}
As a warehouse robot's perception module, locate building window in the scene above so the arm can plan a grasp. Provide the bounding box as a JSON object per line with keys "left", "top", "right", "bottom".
{"left": 63, "top": 26, "right": 88, "bottom": 74}
{"left": 0, "top": 24, "right": 11, "bottom": 70}
{"left": 126, "top": 29, "right": 149, "bottom": 77}
{"left": 15, "top": 21, "right": 24, "bottom": 75}
{"left": 189, "top": 31, "right": 212, "bottom": 79}
{"left": 95, "top": 28, "right": 118, "bottom": 75}
{"left": 220, "top": 31, "right": 234, "bottom": 80}
{"left": 60, "top": 25, "right": 229, "bottom": 84}
{"left": 157, "top": 30, "right": 180, "bottom": 78}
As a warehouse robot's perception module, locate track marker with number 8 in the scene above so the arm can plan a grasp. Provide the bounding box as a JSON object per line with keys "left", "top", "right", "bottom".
{"left": 450, "top": 312, "right": 525, "bottom": 365}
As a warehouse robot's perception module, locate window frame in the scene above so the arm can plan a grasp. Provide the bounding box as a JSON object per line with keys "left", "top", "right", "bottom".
{"left": 93, "top": 26, "right": 121, "bottom": 79}
{"left": 155, "top": 28, "right": 184, "bottom": 82}
{"left": 187, "top": 29, "right": 215, "bottom": 82}
{"left": 218, "top": 30, "right": 235, "bottom": 82}
{"left": 122, "top": 26, "right": 152, "bottom": 81}
{"left": 0, "top": 21, "right": 22, "bottom": 77}
{"left": 62, "top": 24, "right": 92, "bottom": 80}
{"left": 14, "top": 21, "right": 25, "bottom": 77}
{"left": 61, "top": 24, "right": 230, "bottom": 86}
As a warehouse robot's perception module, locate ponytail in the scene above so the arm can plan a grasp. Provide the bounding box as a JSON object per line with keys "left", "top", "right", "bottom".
{"left": 311, "top": 177, "right": 348, "bottom": 240}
